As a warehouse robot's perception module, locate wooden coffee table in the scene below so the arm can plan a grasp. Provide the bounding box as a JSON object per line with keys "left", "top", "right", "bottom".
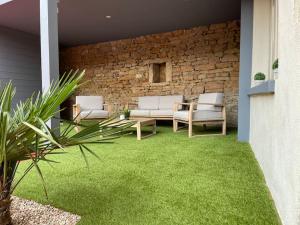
{"left": 133, "top": 118, "right": 157, "bottom": 140}
{"left": 112, "top": 118, "right": 157, "bottom": 140}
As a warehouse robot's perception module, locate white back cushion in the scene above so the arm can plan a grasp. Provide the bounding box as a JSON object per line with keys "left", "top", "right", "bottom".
{"left": 158, "top": 95, "right": 184, "bottom": 110}
{"left": 76, "top": 96, "right": 104, "bottom": 110}
{"left": 138, "top": 96, "right": 159, "bottom": 110}
{"left": 197, "top": 93, "right": 224, "bottom": 112}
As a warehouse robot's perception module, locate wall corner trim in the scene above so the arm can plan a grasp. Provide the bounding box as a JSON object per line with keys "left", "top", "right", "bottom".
{"left": 238, "top": 0, "right": 254, "bottom": 142}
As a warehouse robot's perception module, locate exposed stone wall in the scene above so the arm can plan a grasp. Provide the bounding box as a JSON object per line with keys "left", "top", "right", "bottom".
{"left": 60, "top": 20, "right": 240, "bottom": 126}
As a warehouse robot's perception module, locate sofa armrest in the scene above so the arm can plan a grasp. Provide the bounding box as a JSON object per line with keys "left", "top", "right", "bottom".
{"left": 126, "top": 102, "right": 138, "bottom": 110}
{"left": 103, "top": 103, "right": 112, "bottom": 114}
{"left": 197, "top": 102, "right": 224, "bottom": 107}
{"left": 174, "top": 102, "right": 196, "bottom": 111}
{"left": 190, "top": 96, "right": 199, "bottom": 101}
{"left": 103, "top": 103, "right": 120, "bottom": 114}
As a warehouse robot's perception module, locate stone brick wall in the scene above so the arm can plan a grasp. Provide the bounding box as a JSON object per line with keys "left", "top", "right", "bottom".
{"left": 60, "top": 20, "right": 240, "bottom": 126}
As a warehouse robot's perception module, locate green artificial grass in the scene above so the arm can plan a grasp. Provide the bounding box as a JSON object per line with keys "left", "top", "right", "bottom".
{"left": 15, "top": 125, "right": 281, "bottom": 225}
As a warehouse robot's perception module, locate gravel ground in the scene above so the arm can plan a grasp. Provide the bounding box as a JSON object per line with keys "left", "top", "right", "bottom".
{"left": 11, "top": 196, "right": 81, "bottom": 225}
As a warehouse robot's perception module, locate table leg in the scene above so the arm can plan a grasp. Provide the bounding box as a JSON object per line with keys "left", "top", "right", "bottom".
{"left": 152, "top": 121, "right": 157, "bottom": 134}
{"left": 137, "top": 122, "right": 141, "bottom": 140}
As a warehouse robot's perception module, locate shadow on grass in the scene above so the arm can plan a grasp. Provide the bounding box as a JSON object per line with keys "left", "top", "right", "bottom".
{"left": 45, "top": 171, "right": 157, "bottom": 224}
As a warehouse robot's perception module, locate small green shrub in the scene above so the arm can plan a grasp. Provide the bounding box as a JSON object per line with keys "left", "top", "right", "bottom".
{"left": 272, "top": 59, "right": 278, "bottom": 70}
{"left": 254, "top": 72, "right": 266, "bottom": 80}
{"left": 123, "top": 108, "right": 131, "bottom": 119}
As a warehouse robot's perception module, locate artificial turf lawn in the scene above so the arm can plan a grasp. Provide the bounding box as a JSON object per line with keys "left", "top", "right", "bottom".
{"left": 15, "top": 125, "right": 281, "bottom": 225}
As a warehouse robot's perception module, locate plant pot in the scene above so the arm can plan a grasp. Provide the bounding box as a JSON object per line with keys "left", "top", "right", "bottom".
{"left": 254, "top": 80, "right": 265, "bottom": 86}
{"left": 120, "top": 114, "right": 125, "bottom": 120}
{"left": 273, "top": 68, "right": 278, "bottom": 79}
{"left": 124, "top": 114, "right": 130, "bottom": 120}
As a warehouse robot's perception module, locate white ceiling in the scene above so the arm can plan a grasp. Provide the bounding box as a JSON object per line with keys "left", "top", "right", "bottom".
{"left": 0, "top": 0, "right": 241, "bottom": 46}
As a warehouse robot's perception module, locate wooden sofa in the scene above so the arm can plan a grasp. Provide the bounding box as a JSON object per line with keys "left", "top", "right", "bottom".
{"left": 127, "top": 95, "right": 184, "bottom": 121}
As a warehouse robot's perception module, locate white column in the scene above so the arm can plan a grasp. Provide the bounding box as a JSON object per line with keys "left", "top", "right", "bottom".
{"left": 40, "top": 0, "right": 60, "bottom": 130}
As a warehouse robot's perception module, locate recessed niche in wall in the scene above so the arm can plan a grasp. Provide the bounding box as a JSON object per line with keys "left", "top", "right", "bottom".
{"left": 149, "top": 61, "right": 172, "bottom": 84}
{"left": 153, "top": 63, "right": 166, "bottom": 83}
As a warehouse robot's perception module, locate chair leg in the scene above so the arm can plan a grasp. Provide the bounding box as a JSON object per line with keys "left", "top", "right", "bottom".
{"left": 173, "top": 119, "right": 178, "bottom": 132}
{"left": 222, "top": 120, "right": 226, "bottom": 135}
{"left": 188, "top": 120, "right": 193, "bottom": 138}
{"left": 75, "top": 116, "right": 81, "bottom": 133}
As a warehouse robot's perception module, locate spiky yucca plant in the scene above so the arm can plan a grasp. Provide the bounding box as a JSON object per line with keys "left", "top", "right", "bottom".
{"left": 0, "top": 70, "right": 132, "bottom": 224}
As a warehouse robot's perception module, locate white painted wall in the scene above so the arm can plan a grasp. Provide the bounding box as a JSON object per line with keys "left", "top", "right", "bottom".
{"left": 249, "top": 0, "right": 300, "bottom": 225}
{"left": 0, "top": 26, "right": 41, "bottom": 105}
{"left": 251, "top": 0, "right": 272, "bottom": 81}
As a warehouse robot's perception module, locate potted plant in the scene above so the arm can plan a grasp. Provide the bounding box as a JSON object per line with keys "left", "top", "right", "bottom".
{"left": 124, "top": 108, "right": 131, "bottom": 119}
{"left": 254, "top": 72, "right": 266, "bottom": 86}
{"left": 272, "top": 59, "right": 279, "bottom": 79}
{"left": 120, "top": 108, "right": 131, "bottom": 120}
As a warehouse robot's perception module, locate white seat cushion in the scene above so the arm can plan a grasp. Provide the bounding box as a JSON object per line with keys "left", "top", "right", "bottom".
{"left": 150, "top": 110, "right": 174, "bottom": 117}
{"left": 197, "top": 93, "right": 224, "bottom": 112}
{"left": 138, "top": 96, "right": 159, "bottom": 110}
{"left": 158, "top": 95, "right": 183, "bottom": 110}
{"left": 80, "top": 110, "right": 109, "bottom": 119}
{"left": 130, "top": 110, "right": 151, "bottom": 117}
{"left": 174, "top": 110, "right": 223, "bottom": 121}
{"left": 76, "top": 96, "right": 104, "bottom": 110}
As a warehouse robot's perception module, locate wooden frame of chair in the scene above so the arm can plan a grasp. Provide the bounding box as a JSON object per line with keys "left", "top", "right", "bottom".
{"left": 173, "top": 102, "right": 226, "bottom": 138}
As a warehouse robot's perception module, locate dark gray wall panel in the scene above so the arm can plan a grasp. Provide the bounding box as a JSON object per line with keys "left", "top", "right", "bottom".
{"left": 0, "top": 26, "right": 41, "bottom": 105}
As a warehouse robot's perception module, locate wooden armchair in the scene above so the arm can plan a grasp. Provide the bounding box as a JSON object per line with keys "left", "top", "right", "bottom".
{"left": 126, "top": 96, "right": 184, "bottom": 120}
{"left": 173, "top": 93, "right": 226, "bottom": 138}
{"left": 73, "top": 96, "right": 117, "bottom": 123}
